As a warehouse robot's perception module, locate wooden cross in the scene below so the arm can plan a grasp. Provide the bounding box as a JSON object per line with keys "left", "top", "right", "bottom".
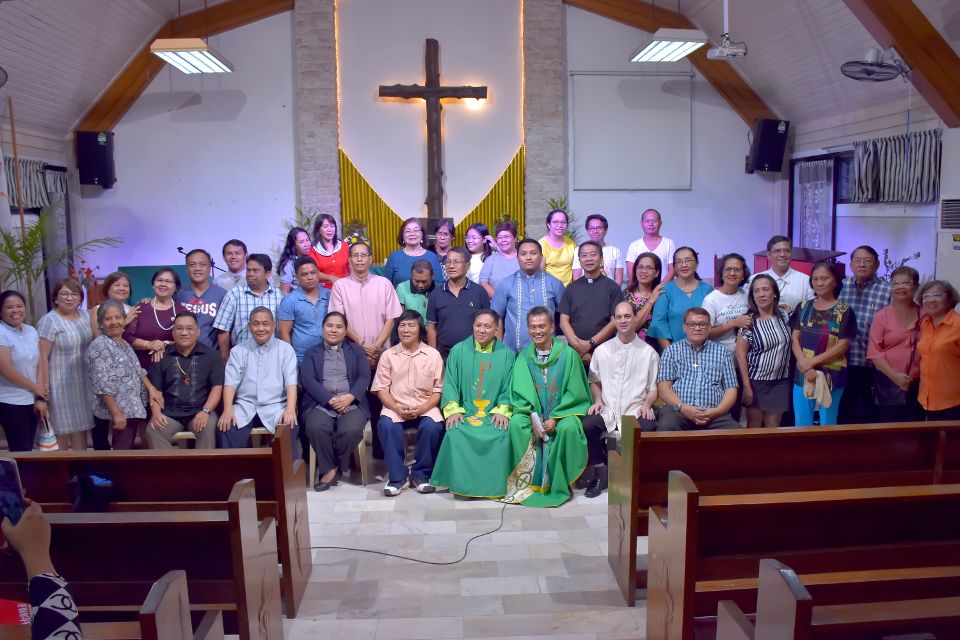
{"left": 379, "top": 39, "right": 487, "bottom": 220}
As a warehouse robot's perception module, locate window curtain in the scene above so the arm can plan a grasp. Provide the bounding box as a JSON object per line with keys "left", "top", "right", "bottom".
{"left": 43, "top": 167, "right": 71, "bottom": 285}
{"left": 852, "top": 129, "right": 941, "bottom": 203}
{"left": 3, "top": 157, "right": 51, "bottom": 208}
{"left": 796, "top": 159, "right": 834, "bottom": 251}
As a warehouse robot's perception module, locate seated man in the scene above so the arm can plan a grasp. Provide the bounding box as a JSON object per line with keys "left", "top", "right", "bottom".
{"left": 430, "top": 309, "right": 516, "bottom": 498}
{"left": 145, "top": 311, "right": 224, "bottom": 449}
{"left": 217, "top": 307, "right": 299, "bottom": 451}
{"left": 371, "top": 309, "right": 445, "bottom": 496}
{"left": 504, "top": 306, "right": 590, "bottom": 507}
{"left": 580, "top": 301, "right": 659, "bottom": 498}
{"left": 656, "top": 307, "right": 741, "bottom": 431}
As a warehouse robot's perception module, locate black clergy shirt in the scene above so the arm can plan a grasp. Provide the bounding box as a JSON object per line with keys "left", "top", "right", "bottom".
{"left": 147, "top": 343, "right": 225, "bottom": 418}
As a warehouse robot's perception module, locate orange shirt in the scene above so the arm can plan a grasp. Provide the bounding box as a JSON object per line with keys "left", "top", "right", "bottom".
{"left": 918, "top": 310, "right": 960, "bottom": 411}
{"left": 371, "top": 342, "right": 444, "bottom": 422}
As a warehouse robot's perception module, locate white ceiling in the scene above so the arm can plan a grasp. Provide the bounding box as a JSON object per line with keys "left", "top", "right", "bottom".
{"left": 0, "top": 0, "right": 229, "bottom": 139}
{"left": 1, "top": 0, "right": 959, "bottom": 149}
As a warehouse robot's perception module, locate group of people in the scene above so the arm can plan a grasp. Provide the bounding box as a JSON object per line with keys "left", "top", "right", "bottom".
{"left": 1, "top": 208, "right": 958, "bottom": 506}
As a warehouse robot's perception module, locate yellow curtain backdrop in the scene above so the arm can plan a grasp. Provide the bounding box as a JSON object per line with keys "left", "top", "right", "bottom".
{"left": 339, "top": 147, "right": 525, "bottom": 263}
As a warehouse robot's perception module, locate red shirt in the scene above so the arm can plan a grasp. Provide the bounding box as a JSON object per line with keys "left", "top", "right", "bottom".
{"left": 310, "top": 242, "right": 350, "bottom": 289}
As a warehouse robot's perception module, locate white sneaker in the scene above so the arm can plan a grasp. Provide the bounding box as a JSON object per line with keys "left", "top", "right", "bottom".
{"left": 383, "top": 478, "right": 408, "bottom": 497}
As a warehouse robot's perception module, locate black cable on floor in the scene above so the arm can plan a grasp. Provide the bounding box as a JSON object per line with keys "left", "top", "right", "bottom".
{"left": 309, "top": 501, "right": 509, "bottom": 565}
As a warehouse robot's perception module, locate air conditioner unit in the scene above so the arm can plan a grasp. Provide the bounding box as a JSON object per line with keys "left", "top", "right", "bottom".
{"left": 935, "top": 196, "right": 960, "bottom": 285}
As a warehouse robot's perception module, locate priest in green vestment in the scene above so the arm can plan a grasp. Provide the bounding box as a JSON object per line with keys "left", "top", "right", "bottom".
{"left": 504, "top": 305, "right": 590, "bottom": 507}
{"left": 431, "top": 309, "right": 516, "bottom": 497}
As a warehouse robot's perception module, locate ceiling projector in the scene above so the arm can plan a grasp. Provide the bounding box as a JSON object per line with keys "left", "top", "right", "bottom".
{"left": 707, "top": 39, "right": 747, "bottom": 59}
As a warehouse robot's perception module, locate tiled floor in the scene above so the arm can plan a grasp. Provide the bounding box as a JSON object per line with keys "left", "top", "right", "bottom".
{"left": 288, "top": 469, "right": 646, "bottom": 640}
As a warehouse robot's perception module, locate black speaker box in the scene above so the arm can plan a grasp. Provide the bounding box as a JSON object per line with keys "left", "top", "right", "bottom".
{"left": 76, "top": 131, "right": 116, "bottom": 188}
{"left": 745, "top": 119, "right": 789, "bottom": 174}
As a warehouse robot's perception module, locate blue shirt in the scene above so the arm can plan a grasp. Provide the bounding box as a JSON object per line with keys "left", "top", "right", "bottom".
{"left": 840, "top": 275, "right": 891, "bottom": 367}
{"left": 657, "top": 338, "right": 738, "bottom": 408}
{"left": 0, "top": 322, "right": 39, "bottom": 405}
{"left": 175, "top": 282, "right": 227, "bottom": 350}
{"left": 383, "top": 249, "right": 443, "bottom": 287}
{"left": 212, "top": 283, "right": 284, "bottom": 346}
{"left": 648, "top": 280, "right": 714, "bottom": 342}
{"left": 490, "top": 270, "right": 566, "bottom": 352}
{"left": 277, "top": 287, "right": 330, "bottom": 362}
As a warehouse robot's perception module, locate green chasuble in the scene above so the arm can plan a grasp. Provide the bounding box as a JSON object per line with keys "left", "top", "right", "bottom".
{"left": 503, "top": 339, "right": 590, "bottom": 507}
{"left": 431, "top": 337, "right": 516, "bottom": 497}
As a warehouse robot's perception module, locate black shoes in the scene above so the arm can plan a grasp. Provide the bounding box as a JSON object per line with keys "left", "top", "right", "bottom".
{"left": 575, "top": 466, "right": 596, "bottom": 490}
{"left": 584, "top": 466, "right": 608, "bottom": 499}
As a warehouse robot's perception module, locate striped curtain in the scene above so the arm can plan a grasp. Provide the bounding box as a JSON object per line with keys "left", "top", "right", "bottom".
{"left": 3, "top": 157, "right": 50, "bottom": 208}
{"left": 852, "top": 129, "right": 941, "bottom": 203}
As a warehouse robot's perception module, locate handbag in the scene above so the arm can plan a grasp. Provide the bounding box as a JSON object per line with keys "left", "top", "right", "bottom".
{"left": 36, "top": 418, "right": 60, "bottom": 452}
{"left": 872, "top": 318, "right": 918, "bottom": 407}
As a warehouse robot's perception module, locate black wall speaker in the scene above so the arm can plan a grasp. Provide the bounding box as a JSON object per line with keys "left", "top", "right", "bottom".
{"left": 76, "top": 131, "right": 116, "bottom": 188}
{"left": 745, "top": 119, "right": 790, "bottom": 174}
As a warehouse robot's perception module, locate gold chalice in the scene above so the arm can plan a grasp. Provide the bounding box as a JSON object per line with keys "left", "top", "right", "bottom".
{"left": 472, "top": 398, "right": 491, "bottom": 417}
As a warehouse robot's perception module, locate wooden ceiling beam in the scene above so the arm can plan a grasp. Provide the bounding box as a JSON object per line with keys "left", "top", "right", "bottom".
{"left": 842, "top": 0, "right": 960, "bottom": 128}
{"left": 564, "top": 0, "right": 777, "bottom": 128}
{"left": 74, "top": 0, "right": 293, "bottom": 135}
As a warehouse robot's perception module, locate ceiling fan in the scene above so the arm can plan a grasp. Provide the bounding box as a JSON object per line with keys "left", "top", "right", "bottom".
{"left": 841, "top": 47, "right": 909, "bottom": 82}
{"left": 0, "top": 65, "right": 7, "bottom": 89}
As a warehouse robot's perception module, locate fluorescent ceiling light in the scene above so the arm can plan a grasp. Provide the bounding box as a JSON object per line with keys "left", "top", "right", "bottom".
{"left": 150, "top": 37, "right": 234, "bottom": 74}
{"left": 630, "top": 29, "right": 709, "bottom": 62}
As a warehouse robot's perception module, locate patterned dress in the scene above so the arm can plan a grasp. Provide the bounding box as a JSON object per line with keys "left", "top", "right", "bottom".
{"left": 85, "top": 335, "right": 148, "bottom": 420}
{"left": 36, "top": 311, "right": 94, "bottom": 435}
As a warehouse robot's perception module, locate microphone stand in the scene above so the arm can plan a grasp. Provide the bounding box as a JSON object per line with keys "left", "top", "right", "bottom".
{"left": 177, "top": 247, "right": 226, "bottom": 273}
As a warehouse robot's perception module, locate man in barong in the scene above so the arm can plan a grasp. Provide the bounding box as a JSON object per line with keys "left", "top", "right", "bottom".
{"left": 503, "top": 306, "right": 590, "bottom": 507}
{"left": 431, "top": 309, "right": 516, "bottom": 497}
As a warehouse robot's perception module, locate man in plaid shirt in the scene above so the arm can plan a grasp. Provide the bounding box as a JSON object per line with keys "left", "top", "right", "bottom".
{"left": 656, "top": 307, "right": 741, "bottom": 431}
{"left": 839, "top": 245, "right": 891, "bottom": 424}
{"left": 213, "top": 253, "right": 284, "bottom": 362}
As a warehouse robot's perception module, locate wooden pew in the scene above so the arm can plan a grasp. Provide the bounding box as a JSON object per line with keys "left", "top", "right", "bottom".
{"left": 608, "top": 419, "right": 960, "bottom": 605}
{"left": 646, "top": 471, "right": 960, "bottom": 640}
{"left": 0, "top": 480, "right": 282, "bottom": 640}
{"left": 10, "top": 424, "right": 310, "bottom": 618}
{"left": 0, "top": 570, "right": 224, "bottom": 640}
{"left": 717, "top": 559, "right": 960, "bottom": 640}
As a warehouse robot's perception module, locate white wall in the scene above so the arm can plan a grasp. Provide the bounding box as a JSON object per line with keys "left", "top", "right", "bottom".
{"left": 74, "top": 12, "right": 296, "bottom": 273}
{"left": 337, "top": 0, "right": 521, "bottom": 223}
{"left": 835, "top": 203, "right": 937, "bottom": 279}
{"left": 565, "top": 6, "right": 782, "bottom": 279}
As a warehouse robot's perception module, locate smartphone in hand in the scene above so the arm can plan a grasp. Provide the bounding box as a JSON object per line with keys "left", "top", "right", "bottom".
{"left": 0, "top": 458, "right": 25, "bottom": 525}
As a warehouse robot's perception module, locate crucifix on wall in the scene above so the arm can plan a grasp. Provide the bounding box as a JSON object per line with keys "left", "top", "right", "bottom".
{"left": 379, "top": 38, "right": 487, "bottom": 220}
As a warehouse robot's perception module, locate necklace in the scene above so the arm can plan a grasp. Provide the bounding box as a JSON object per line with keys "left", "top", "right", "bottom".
{"left": 152, "top": 298, "right": 175, "bottom": 331}
{"left": 175, "top": 355, "right": 191, "bottom": 385}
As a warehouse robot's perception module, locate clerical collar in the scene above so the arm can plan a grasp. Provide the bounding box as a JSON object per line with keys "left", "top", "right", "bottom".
{"left": 324, "top": 342, "right": 340, "bottom": 351}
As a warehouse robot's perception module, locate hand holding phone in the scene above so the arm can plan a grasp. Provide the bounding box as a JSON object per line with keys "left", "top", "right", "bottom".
{"left": 0, "top": 458, "right": 25, "bottom": 526}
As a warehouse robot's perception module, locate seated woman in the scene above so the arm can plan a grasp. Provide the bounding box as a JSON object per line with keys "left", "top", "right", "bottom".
{"left": 647, "top": 246, "right": 714, "bottom": 349}
{"left": 311, "top": 214, "right": 350, "bottom": 289}
{"left": 123, "top": 268, "right": 188, "bottom": 370}
{"left": 87, "top": 300, "right": 161, "bottom": 449}
{"left": 431, "top": 309, "right": 516, "bottom": 497}
{"left": 300, "top": 311, "right": 371, "bottom": 491}
{"left": 277, "top": 226, "right": 313, "bottom": 294}
{"left": 383, "top": 217, "right": 443, "bottom": 287}
{"left": 791, "top": 261, "right": 856, "bottom": 427}
{"left": 539, "top": 210, "right": 576, "bottom": 286}
{"left": 868, "top": 266, "right": 923, "bottom": 422}
{"left": 89, "top": 271, "right": 137, "bottom": 338}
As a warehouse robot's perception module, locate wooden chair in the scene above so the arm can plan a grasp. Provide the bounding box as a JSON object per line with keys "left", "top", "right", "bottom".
{"left": 609, "top": 419, "right": 960, "bottom": 605}
{"left": 646, "top": 471, "right": 960, "bottom": 640}
{"left": 717, "top": 559, "right": 960, "bottom": 640}
{"left": 250, "top": 425, "right": 369, "bottom": 487}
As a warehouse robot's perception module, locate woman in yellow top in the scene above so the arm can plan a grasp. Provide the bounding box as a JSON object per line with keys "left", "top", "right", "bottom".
{"left": 539, "top": 209, "right": 576, "bottom": 286}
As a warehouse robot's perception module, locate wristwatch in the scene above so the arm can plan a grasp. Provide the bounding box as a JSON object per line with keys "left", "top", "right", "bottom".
{"left": 200, "top": 408, "right": 211, "bottom": 414}
{"left": 673, "top": 403, "right": 683, "bottom": 412}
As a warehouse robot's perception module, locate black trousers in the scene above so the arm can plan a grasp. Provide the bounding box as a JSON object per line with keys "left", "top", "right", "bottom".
{"left": 581, "top": 413, "right": 656, "bottom": 466}
{"left": 927, "top": 405, "right": 960, "bottom": 421}
{"left": 0, "top": 402, "right": 38, "bottom": 452}
{"left": 303, "top": 407, "right": 366, "bottom": 479}
{"left": 837, "top": 365, "right": 877, "bottom": 425}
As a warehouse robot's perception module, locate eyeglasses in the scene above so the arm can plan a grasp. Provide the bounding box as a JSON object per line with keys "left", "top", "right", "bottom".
{"left": 891, "top": 280, "right": 915, "bottom": 288}
{"left": 852, "top": 258, "right": 875, "bottom": 266}
{"left": 922, "top": 291, "right": 946, "bottom": 300}
{"left": 496, "top": 235, "right": 514, "bottom": 241}
{"left": 435, "top": 231, "right": 452, "bottom": 237}
{"left": 675, "top": 259, "right": 696, "bottom": 266}
{"left": 58, "top": 291, "right": 81, "bottom": 298}
{"left": 722, "top": 267, "right": 743, "bottom": 273}
{"left": 685, "top": 322, "right": 709, "bottom": 329}
{"left": 351, "top": 253, "right": 371, "bottom": 259}
{"left": 586, "top": 226, "right": 606, "bottom": 232}
{"left": 154, "top": 279, "right": 176, "bottom": 285}
{"left": 445, "top": 259, "right": 467, "bottom": 266}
